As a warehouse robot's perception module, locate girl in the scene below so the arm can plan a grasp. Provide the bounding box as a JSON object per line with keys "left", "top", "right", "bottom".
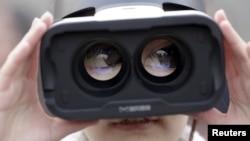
{"left": 0, "top": 3, "right": 250, "bottom": 141}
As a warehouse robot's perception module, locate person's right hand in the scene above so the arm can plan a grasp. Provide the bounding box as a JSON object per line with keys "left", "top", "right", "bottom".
{"left": 0, "top": 12, "right": 97, "bottom": 141}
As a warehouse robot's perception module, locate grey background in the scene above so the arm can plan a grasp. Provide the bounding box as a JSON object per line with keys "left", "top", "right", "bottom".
{"left": 3, "top": 0, "right": 249, "bottom": 41}
{"left": 205, "top": 0, "right": 250, "bottom": 42}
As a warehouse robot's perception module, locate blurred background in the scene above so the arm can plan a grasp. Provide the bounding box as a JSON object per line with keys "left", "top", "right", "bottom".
{"left": 205, "top": 0, "right": 250, "bottom": 42}
{"left": 1, "top": 0, "right": 249, "bottom": 41}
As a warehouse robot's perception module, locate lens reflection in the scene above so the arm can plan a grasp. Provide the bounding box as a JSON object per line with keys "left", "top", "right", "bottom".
{"left": 141, "top": 39, "right": 179, "bottom": 77}
{"left": 84, "top": 43, "right": 122, "bottom": 81}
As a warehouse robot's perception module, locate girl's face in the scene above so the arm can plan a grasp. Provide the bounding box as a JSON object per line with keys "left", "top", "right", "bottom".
{"left": 84, "top": 115, "right": 189, "bottom": 141}
{"left": 83, "top": 39, "right": 188, "bottom": 141}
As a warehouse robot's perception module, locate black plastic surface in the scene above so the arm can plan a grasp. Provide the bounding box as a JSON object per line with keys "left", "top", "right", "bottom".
{"left": 40, "top": 12, "right": 227, "bottom": 120}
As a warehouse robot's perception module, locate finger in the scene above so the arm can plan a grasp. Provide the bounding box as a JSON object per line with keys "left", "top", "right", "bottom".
{"left": 216, "top": 12, "right": 248, "bottom": 62}
{"left": 26, "top": 12, "right": 54, "bottom": 79}
{"left": 191, "top": 108, "right": 225, "bottom": 124}
{"left": 247, "top": 42, "right": 250, "bottom": 58}
{"left": 40, "top": 11, "right": 54, "bottom": 28}
{"left": 214, "top": 9, "right": 228, "bottom": 24}
{"left": 0, "top": 17, "right": 47, "bottom": 77}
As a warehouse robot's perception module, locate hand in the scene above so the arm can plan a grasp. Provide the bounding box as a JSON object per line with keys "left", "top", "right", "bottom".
{"left": 0, "top": 12, "right": 97, "bottom": 141}
{"left": 193, "top": 10, "right": 250, "bottom": 124}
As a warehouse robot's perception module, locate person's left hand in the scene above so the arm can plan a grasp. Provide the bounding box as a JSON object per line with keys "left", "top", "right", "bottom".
{"left": 193, "top": 10, "right": 250, "bottom": 124}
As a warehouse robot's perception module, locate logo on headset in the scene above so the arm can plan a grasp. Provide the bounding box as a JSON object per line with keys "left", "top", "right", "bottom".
{"left": 118, "top": 105, "right": 151, "bottom": 113}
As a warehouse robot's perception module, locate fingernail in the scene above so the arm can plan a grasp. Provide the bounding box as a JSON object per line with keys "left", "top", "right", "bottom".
{"left": 220, "top": 9, "right": 228, "bottom": 20}
{"left": 40, "top": 11, "right": 51, "bottom": 20}
{"left": 32, "top": 17, "right": 40, "bottom": 27}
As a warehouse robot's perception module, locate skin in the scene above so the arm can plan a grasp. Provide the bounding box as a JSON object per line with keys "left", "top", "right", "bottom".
{"left": 0, "top": 12, "right": 96, "bottom": 141}
{"left": 0, "top": 9, "right": 249, "bottom": 141}
{"left": 193, "top": 10, "right": 250, "bottom": 124}
{"left": 84, "top": 115, "right": 188, "bottom": 141}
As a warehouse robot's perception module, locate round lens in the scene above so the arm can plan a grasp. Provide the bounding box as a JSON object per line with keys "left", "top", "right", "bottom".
{"left": 84, "top": 43, "right": 122, "bottom": 81}
{"left": 141, "top": 39, "right": 179, "bottom": 77}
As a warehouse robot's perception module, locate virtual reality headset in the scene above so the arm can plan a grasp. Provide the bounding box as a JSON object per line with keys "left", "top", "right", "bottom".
{"left": 39, "top": 0, "right": 227, "bottom": 120}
